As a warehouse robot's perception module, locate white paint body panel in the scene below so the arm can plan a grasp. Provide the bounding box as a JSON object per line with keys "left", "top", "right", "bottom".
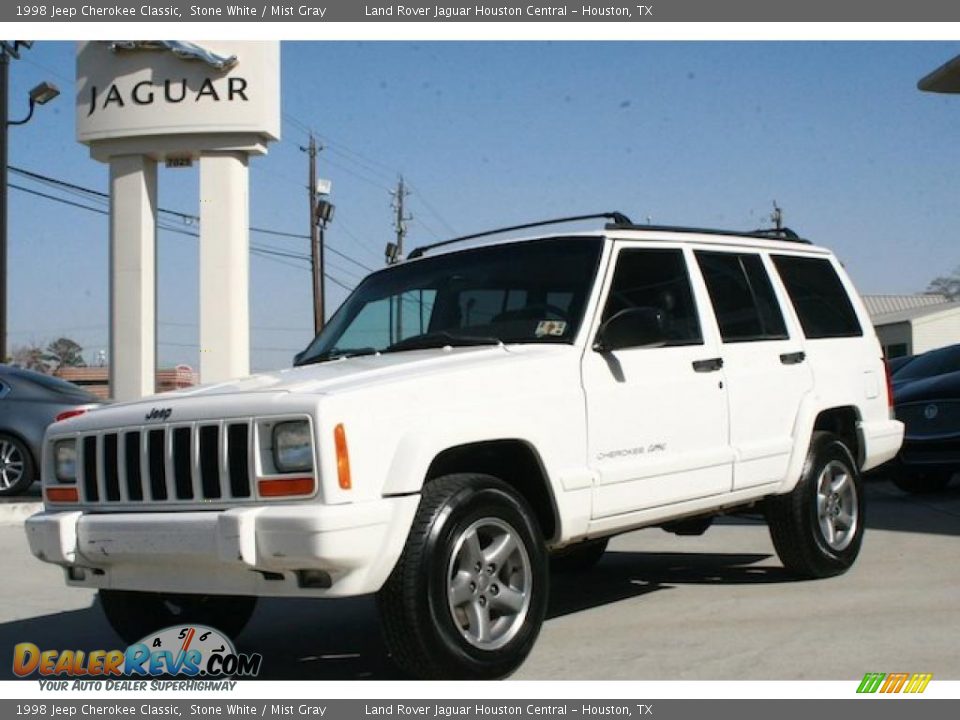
{"left": 29, "top": 229, "right": 904, "bottom": 597}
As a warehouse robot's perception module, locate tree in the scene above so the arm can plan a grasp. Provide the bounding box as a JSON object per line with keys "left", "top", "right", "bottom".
{"left": 44, "top": 337, "right": 86, "bottom": 373}
{"left": 9, "top": 344, "right": 49, "bottom": 373}
{"left": 926, "top": 266, "right": 960, "bottom": 302}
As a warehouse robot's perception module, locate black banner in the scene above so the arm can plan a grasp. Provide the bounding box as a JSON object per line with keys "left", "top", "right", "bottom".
{"left": 2, "top": 699, "right": 958, "bottom": 720}
{"left": 6, "top": 0, "right": 960, "bottom": 23}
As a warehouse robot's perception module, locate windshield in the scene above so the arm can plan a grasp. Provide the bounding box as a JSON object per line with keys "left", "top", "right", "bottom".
{"left": 297, "top": 237, "right": 603, "bottom": 364}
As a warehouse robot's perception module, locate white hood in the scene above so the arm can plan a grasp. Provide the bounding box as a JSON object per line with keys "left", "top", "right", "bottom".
{"left": 144, "top": 344, "right": 570, "bottom": 400}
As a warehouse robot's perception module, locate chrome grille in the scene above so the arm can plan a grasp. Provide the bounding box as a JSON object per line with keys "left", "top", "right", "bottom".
{"left": 76, "top": 422, "right": 252, "bottom": 506}
{"left": 897, "top": 400, "right": 960, "bottom": 439}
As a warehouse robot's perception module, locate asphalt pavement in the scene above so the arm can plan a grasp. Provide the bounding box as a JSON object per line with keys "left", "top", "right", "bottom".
{"left": 0, "top": 479, "right": 957, "bottom": 681}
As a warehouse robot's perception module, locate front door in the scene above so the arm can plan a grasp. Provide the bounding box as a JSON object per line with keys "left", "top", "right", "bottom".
{"left": 582, "top": 244, "right": 732, "bottom": 520}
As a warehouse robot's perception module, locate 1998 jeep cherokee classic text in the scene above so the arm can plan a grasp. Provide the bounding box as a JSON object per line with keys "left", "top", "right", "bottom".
{"left": 27, "top": 214, "right": 904, "bottom": 679}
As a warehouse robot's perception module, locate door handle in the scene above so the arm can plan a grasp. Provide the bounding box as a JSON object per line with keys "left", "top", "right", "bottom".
{"left": 692, "top": 357, "right": 723, "bottom": 373}
{"left": 780, "top": 351, "right": 806, "bottom": 365}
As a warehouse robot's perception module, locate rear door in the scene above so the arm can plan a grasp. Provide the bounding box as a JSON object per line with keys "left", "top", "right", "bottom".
{"left": 693, "top": 249, "right": 814, "bottom": 490}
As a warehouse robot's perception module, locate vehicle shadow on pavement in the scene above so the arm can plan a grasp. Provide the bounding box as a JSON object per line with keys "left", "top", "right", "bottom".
{"left": 548, "top": 551, "right": 789, "bottom": 621}
{"left": 0, "top": 550, "right": 794, "bottom": 681}
{"left": 864, "top": 480, "right": 960, "bottom": 537}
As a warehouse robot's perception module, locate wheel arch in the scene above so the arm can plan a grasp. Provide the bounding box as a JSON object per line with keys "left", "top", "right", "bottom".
{"left": 422, "top": 439, "right": 560, "bottom": 543}
{"left": 812, "top": 406, "right": 863, "bottom": 469}
{"left": 779, "top": 397, "right": 864, "bottom": 495}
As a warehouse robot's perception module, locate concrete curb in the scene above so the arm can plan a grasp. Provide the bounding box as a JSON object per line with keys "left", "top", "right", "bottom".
{"left": 0, "top": 502, "right": 42, "bottom": 526}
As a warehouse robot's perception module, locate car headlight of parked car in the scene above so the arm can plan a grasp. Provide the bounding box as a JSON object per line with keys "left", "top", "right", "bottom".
{"left": 53, "top": 439, "right": 77, "bottom": 482}
{"left": 272, "top": 421, "right": 314, "bottom": 474}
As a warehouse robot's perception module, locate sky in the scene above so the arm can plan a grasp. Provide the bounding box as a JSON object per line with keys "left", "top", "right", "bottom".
{"left": 6, "top": 41, "right": 960, "bottom": 372}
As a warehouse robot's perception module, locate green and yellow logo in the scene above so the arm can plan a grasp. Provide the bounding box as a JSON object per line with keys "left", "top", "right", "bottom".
{"left": 857, "top": 672, "right": 932, "bottom": 694}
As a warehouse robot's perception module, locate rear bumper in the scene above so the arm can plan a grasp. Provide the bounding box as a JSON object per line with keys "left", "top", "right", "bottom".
{"left": 25, "top": 497, "right": 420, "bottom": 598}
{"left": 859, "top": 419, "right": 905, "bottom": 473}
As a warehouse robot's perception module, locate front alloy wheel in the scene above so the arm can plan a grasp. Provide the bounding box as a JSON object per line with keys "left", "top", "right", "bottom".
{"left": 377, "top": 473, "right": 548, "bottom": 679}
{"left": 447, "top": 517, "right": 532, "bottom": 651}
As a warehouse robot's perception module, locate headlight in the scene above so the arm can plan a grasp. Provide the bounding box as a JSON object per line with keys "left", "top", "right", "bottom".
{"left": 272, "top": 421, "right": 314, "bottom": 474}
{"left": 54, "top": 439, "right": 77, "bottom": 482}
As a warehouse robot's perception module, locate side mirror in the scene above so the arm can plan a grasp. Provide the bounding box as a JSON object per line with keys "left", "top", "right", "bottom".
{"left": 594, "top": 307, "right": 667, "bottom": 352}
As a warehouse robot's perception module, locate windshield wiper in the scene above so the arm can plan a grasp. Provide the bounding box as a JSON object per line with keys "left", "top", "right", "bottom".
{"left": 384, "top": 331, "right": 503, "bottom": 353}
{"left": 298, "top": 347, "right": 379, "bottom": 366}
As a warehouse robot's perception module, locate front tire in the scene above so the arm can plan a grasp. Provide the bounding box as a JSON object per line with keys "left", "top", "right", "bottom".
{"left": 765, "top": 432, "right": 864, "bottom": 579}
{"left": 377, "top": 474, "right": 548, "bottom": 679}
{"left": 98, "top": 590, "right": 257, "bottom": 645}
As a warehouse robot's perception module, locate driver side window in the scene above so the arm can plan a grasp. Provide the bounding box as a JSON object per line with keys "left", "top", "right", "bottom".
{"left": 602, "top": 248, "right": 703, "bottom": 346}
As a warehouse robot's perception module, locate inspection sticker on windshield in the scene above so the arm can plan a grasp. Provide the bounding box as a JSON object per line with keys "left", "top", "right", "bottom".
{"left": 535, "top": 320, "right": 567, "bottom": 337}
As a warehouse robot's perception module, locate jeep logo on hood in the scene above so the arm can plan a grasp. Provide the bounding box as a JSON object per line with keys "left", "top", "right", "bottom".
{"left": 145, "top": 407, "right": 173, "bottom": 422}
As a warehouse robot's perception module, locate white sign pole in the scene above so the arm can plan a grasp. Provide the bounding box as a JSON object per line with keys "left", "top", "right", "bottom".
{"left": 199, "top": 152, "right": 250, "bottom": 382}
{"left": 108, "top": 155, "right": 157, "bottom": 400}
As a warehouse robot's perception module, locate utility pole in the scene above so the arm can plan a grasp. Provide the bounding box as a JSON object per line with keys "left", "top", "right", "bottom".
{"left": 0, "top": 50, "right": 9, "bottom": 363}
{"left": 302, "top": 134, "right": 324, "bottom": 335}
{"left": 771, "top": 201, "right": 784, "bottom": 231}
{"left": 389, "top": 177, "right": 411, "bottom": 339}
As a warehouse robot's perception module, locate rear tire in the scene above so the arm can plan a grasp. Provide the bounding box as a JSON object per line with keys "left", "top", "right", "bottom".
{"left": 892, "top": 471, "right": 952, "bottom": 495}
{"left": 0, "top": 434, "right": 35, "bottom": 497}
{"left": 377, "top": 474, "right": 548, "bottom": 679}
{"left": 98, "top": 590, "right": 257, "bottom": 645}
{"left": 550, "top": 538, "right": 609, "bottom": 573}
{"left": 765, "top": 432, "right": 864, "bottom": 579}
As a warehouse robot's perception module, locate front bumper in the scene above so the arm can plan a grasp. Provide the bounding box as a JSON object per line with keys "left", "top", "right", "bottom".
{"left": 25, "top": 496, "right": 420, "bottom": 598}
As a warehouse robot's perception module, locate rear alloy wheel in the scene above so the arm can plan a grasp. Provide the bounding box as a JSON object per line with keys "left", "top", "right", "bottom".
{"left": 766, "top": 432, "right": 864, "bottom": 578}
{"left": 377, "top": 474, "right": 548, "bottom": 679}
{"left": 99, "top": 590, "right": 257, "bottom": 645}
{"left": 0, "top": 434, "right": 35, "bottom": 497}
{"left": 892, "top": 471, "right": 952, "bottom": 495}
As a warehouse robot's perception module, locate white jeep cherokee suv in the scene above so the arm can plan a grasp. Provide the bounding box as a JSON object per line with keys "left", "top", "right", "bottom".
{"left": 27, "top": 213, "right": 903, "bottom": 679}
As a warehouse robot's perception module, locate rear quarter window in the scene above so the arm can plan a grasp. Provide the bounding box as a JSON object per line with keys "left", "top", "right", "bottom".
{"left": 772, "top": 255, "right": 863, "bottom": 339}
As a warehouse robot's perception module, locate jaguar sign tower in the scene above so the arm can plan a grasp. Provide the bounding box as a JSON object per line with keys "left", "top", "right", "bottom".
{"left": 76, "top": 41, "right": 280, "bottom": 400}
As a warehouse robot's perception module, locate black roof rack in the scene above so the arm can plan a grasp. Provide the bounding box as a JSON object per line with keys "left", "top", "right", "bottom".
{"left": 407, "top": 212, "right": 810, "bottom": 260}
{"left": 407, "top": 212, "right": 632, "bottom": 259}
{"left": 608, "top": 222, "right": 810, "bottom": 244}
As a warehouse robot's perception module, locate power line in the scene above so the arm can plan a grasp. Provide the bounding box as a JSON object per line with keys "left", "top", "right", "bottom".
{"left": 11, "top": 164, "right": 376, "bottom": 274}
{"left": 8, "top": 181, "right": 356, "bottom": 292}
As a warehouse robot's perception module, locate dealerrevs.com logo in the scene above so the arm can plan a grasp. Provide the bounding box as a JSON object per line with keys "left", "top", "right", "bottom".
{"left": 13, "top": 625, "right": 262, "bottom": 689}
{"left": 857, "top": 672, "right": 933, "bottom": 694}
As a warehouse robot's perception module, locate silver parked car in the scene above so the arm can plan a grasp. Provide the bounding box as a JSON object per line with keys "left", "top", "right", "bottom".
{"left": 0, "top": 365, "right": 101, "bottom": 496}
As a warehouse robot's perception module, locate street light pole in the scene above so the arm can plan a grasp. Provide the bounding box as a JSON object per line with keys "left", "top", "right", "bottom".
{"left": 0, "top": 41, "right": 58, "bottom": 364}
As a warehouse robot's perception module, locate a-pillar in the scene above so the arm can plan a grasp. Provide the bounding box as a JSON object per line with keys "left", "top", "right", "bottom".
{"left": 199, "top": 152, "right": 250, "bottom": 383}
{"left": 109, "top": 155, "right": 157, "bottom": 402}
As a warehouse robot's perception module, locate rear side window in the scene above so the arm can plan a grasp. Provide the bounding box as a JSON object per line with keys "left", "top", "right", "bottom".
{"left": 695, "top": 251, "right": 788, "bottom": 343}
{"left": 603, "top": 248, "right": 702, "bottom": 345}
{"left": 772, "top": 255, "right": 863, "bottom": 339}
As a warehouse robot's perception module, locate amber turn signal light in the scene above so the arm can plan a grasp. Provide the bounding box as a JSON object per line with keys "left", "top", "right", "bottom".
{"left": 257, "top": 476, "right": 315, "bottom": 497}
{"left": 45, "top": 486, "right": 78, "bottom": 503}
{"left": 334, "top": 423, "right": 351, "bottom": 490}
